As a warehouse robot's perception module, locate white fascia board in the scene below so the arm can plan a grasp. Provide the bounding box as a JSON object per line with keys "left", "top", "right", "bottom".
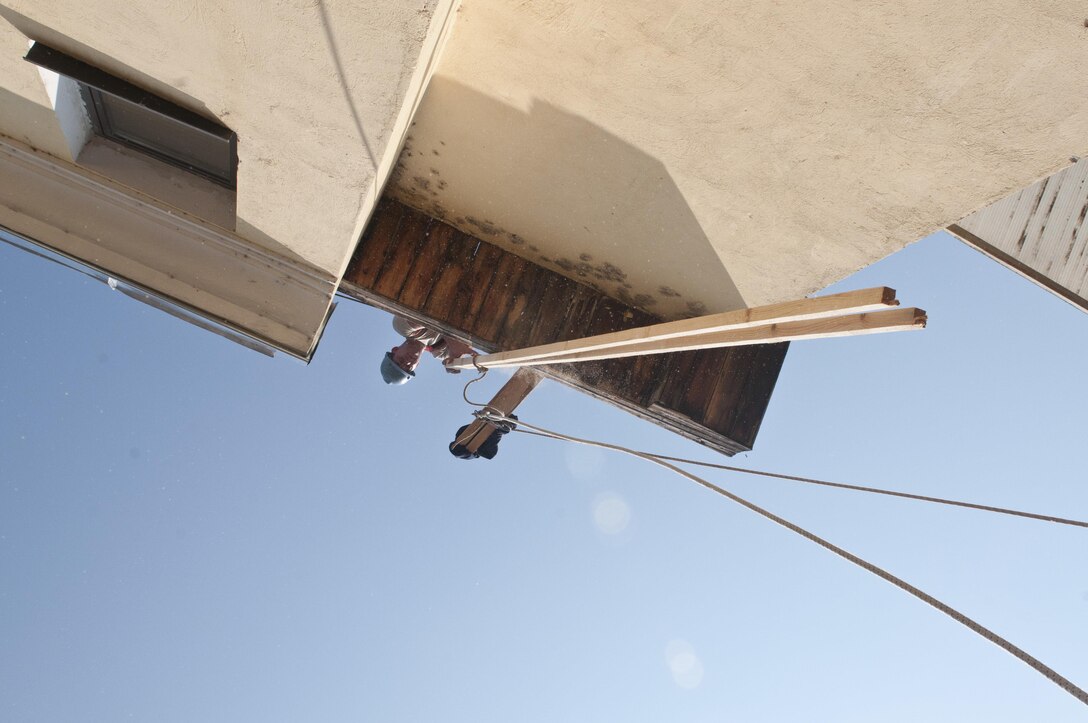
{"left": 0, "top": 135, "right": 337, "bottom": 360}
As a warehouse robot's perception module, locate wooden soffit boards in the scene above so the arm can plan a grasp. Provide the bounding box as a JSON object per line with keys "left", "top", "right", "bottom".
{"left": 340, "top": 198, "right": 788, "bottom": 455}
{"left": 950, "top": 158, "right": 1088, "bottom": 314}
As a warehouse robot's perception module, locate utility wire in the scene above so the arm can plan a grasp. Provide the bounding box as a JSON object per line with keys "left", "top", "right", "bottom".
{"left": 514, "top": 428, "right": 1088, "bottom": 529}
{"left": 472, "top": 409, "right": 1088, "bottom": 706}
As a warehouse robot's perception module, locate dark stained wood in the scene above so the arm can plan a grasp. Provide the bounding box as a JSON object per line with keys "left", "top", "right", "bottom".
{"left": 526, "top": 274, "right": 579, "bottom": 345}
{"left": 555, "top": 281, "right": 600, "bottom": 342}
{"left": 499, "top": 252, "right": 550, "bottom": 350}
{"left": 704, "top": 346, "right": 756, "bottom": 432}
{"left": 476, "top": 252, "right": 530, "bottom": 344}
{"left": 422, "top": 229, "right": 477, "bottom": 320}
{"left": 340, "top": 198, "right": 789, "bottom": 456}
{"left": 580, "top": 297, "right": 641, "bottom": 399}
{"left": 650, "top": 349, "right": 699, "bottom": 410}
{"left": 401, "top": 221, "right": 457, "bottom": 310}
{"left": 372, "top": 208, "right": 432, "bottom": 299}
{"left": 674, "top": 347, "right": 724, "bottom": 422}
{"left": 625, "top": 354, "right": 664, "bottom": 408}
{"left": 455, "top": 241, "right": 504, "bottom": 333}
{"left": 731, "top": 343, "right": 788, "bottom": 442}
{"left": 346, "top": 198, "right": 404, "bottom": 289}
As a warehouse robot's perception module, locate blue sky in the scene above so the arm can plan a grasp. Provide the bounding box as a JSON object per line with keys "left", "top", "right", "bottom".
{"left": 1, "top": 230, "right": 1086, "bottom": 721}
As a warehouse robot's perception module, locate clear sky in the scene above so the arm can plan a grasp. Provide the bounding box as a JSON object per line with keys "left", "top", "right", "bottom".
{"left": 1, "top": 229, "right": 1086, "bottom": 722}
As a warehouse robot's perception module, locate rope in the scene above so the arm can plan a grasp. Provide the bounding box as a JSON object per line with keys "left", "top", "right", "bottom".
{"left": 475, "top": 411, "right": 1088, "bottom": 706}
{"left": 512, "top": 429, "right": 1088, "bottom": 529}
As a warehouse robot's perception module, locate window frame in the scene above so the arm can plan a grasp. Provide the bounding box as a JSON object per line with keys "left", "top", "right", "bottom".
{"left": 24, "top": 42, "right": 237, "bottom": 189}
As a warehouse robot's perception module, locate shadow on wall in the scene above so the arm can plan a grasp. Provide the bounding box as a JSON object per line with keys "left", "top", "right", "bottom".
{"left": 0, "top": 5, "right": 217, "bottom": 123}
{"left": 389, "top": 77, "right": 744, "bottom": 318}
{"left": 0, "top": 8, "right": 328, "bottom": 273}
{"left": 0, "top": 85, "right": 69, "bottom": 153}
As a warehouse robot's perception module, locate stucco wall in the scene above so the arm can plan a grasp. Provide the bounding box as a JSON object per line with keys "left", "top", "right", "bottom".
{"left": 391, "top": 0, "right": 1088, "bottom": 318}
{"left": 0, "top": 19, "right": 70, "bottom": 159}
{"left": 1, "top": 0, "right": 438, "bottom": 276}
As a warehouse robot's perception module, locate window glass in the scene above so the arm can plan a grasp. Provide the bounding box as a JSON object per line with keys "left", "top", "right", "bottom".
{"left": 86, "top": 87, "right": 235, "bottom": 186}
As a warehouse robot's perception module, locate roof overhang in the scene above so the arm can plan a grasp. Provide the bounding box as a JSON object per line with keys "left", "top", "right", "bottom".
{"left": 390, "top": 1, "right": 1088, "bottom": 318}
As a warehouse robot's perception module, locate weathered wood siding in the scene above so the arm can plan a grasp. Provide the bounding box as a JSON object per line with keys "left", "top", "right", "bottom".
{"left": 950, "top": 159, "right": 1088, "bottom": 313}
{"left": 341, "top": 199, "right": 788, "bottom": 455}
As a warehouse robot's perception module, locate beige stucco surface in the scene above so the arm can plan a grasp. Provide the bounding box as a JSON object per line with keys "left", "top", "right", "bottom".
{"left": 392, "top": 1, "right": 1088, "bottom": 318}
{"left": 1, "top": 0, "right": 438, "bottom": 276}
{"left": 0, "top": 18, "right": 70, "bottom": 159}
{"left": 0, "top": 1, "right": 460, "bottom": 356}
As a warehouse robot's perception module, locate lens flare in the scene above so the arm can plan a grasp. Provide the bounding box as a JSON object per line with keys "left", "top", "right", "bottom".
{"left": 592, "top": 492, "right": 630, "bottom": 534}
{"left": 665, "top": 638, "right": 705, "bottom": 689}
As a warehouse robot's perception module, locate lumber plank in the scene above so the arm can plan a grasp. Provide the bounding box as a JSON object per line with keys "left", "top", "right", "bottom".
{"left": 453, "top": 369, "right": 541, "bottom": 454}
{"left": 460, "top": 307, "right": 926, "bottom": 368}
{"left": 446, "top": 287, "right": 898, "bottom": 369}
{"left": 551, "top": 296, "right": 629, "bottom": 397}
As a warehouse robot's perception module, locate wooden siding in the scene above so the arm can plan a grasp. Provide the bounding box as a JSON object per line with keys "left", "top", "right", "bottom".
{"left": 341, "top": 199, "right": 788, "bottom": 455}
{"left": 950, "top": 159, "right": 1088, "bottom": 313}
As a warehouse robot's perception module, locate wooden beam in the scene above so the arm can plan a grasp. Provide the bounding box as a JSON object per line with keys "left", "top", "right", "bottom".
{"left": 446, "top": 287, "right": 898, "bottom": 370}
{"left": 453, "top": 368, "right": 541, "bottom": 454}
{"left": 460, "top": 308, "right": 927, "bottom": 369}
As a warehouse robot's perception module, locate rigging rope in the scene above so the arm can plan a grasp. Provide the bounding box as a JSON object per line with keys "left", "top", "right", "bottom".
{"left": 469, "top": 407, "right": 1088, "bottom": 707}
{"left": 511, "top": 427, "right": 1088, "bottom": 529}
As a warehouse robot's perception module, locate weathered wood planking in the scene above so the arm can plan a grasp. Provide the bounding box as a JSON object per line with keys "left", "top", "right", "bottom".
{"left": 950, "top": 158, "right": 1088, "bottom": 314}
{"left": 341, "top": 198, "right": 789, "bottom": 455}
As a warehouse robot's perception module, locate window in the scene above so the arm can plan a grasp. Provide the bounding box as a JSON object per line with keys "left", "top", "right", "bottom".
{"left": 25, "top": 42, "right": 237, "bottom": 189}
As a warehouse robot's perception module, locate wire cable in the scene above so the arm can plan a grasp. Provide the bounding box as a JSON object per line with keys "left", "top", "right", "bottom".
{"left": 473, "top": 411, "right": 1088, "bottom": 706}
{"left": 512, "top": 429, "right": 1088, "bottom": 529}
